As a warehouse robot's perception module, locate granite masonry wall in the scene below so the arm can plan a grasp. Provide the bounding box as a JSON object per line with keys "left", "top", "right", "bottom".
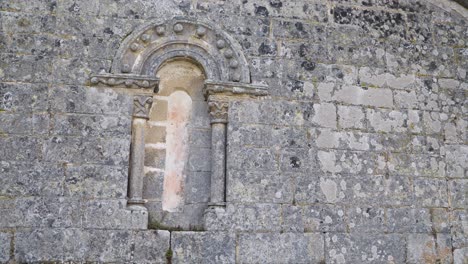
{"left": 0, "top": 0, "right": 467, "bottom": 263}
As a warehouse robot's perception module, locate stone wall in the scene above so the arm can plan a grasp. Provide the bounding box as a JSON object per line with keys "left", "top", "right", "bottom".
{"left": 0, "top": 0, "right": 467, "bottom": 263}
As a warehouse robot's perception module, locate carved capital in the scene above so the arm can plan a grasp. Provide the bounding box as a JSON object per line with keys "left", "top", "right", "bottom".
{"left": 133, "top": 96, "right": 153, "bottom": 119}
{"left": 208, "top": 100, "right": 229, "bottom": 123}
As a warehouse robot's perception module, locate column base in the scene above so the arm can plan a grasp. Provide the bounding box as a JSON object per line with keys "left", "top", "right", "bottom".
{"left": 204, "top": 204, "right": 227, "bottom": 231}
{"left": 127, "top": 198, "right": 147, "bottom": 211}
{"left": 208, "top": 202, "right": 226, "bottom": 207}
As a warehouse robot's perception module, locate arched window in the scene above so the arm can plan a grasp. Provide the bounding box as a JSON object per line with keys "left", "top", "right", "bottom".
{"left": 144, "top": 59, "right": 210, "bottom": 228}
{"left": 89, "top": 18, "right": 267, "bottom": 230}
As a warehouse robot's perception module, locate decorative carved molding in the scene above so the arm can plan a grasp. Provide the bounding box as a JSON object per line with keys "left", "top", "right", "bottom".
{"left": 110, "top": 18, "right": 251, "bottom": 83}
{"left": 204, "top": 80, "right": 269, "bottom": 98}
{"left": 133, "top": 96, "right": 154, "bottom": 119}
{"left": 208, "top": 101, "right": 229, "bottom": 123}
{"left": 89, "top": 73, "right": 159, "bottom": 92}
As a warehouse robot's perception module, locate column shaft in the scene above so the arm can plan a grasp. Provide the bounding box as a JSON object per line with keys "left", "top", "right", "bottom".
{"left": 127, "top": 95, "right": 153, "bottom": 210}
{"left": 128, "top": 118, "right": 146, "bottom": 208}
{"left": 210, "top": 122, "right": 227, "bottom": 205}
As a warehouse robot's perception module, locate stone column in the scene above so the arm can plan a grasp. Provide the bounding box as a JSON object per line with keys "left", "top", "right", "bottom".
{"left": 208, "top": 100, "right": 229, "bottom": 206}
{"left": 127, "top": 95, "right": 153, "bottom": 210}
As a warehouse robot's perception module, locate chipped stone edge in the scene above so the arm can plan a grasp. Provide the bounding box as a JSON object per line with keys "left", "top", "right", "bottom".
{"left": 89, "top": 73, "right": 160, "bottom": 91}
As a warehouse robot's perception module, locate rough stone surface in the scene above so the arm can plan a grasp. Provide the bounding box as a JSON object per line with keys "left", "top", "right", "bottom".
{"left": 0, "top": 0, "right": 467, "bottom": 262}
{"left": 171, "top": 232, "right": 235, "bottom": 264}
{"left": 0, "top": 232, "right": 11, "bottom": 263}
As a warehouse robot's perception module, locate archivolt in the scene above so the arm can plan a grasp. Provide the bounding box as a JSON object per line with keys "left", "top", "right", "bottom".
{"left": 110, "top": 17, "right": 251, "bottom": 83}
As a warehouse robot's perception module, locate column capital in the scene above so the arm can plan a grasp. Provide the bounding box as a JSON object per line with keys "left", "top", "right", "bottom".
{"left": 133, "top": 95, "right": 153, "bottom": 119}
{"left": 208, "top": 100, "right": 229, "bottom": 124}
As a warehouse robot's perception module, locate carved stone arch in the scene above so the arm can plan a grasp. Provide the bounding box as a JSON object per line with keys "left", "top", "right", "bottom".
{"left": 111, "top": 17, "right": 251, "bottom": 83}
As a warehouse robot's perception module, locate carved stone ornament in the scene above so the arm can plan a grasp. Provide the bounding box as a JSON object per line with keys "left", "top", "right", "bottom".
{"left": 204, "top": 80, "right": 268, "bottom": 98}
{"left": 208, "top": 101, "right": 229, "bottom": 123}
{"left": 89, "top": 73, "right": 159, "bottom": 92}
{"left": 110, "top": 18, "right": 251, "bottom": 83}
{"left": 133, "top": 96, "right": 153, "bottom": 119}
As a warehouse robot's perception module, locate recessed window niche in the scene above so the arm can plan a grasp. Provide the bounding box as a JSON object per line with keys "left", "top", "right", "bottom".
{"left": 143, "top": 59, "right": 211, "bottom": 229}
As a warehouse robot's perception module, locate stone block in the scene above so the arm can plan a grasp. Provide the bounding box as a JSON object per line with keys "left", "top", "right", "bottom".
{"left": 315, "top": 129, "right": 370, "bottom": 151}
{"left": 1, "top": 12, "right": 55, "bottom": 34}
{"left": 185, "top": 171, "right": 211, "bottom": 204}
{"left": 386, "top": 207, "right": 432, "bottom": 233}
{"left": 227, "top": 147, "right": 278, "bottom": 171}
{"left": 295, "top": 174, "right": 347, "bottom": 204}
{"left": 302, "top": 204, "right": 346, "bottom": 232}
{"left": 216, "top": 15, "right": 269, "bottom": 38}
{"left": 238, "top": 233, "right": 324, "bottom": 264}
{"left": 144, "top": 147, "right": 166, "bottom": 168}
{"left": 241, "top": 0, "right": 328, "bottom": 22}
{"left": 338, "top": 105, "right": 365, "bottom": 129}
{"left": 0, "top": 232, "right": 11, "bottom": 263}
{"left": 64, "top": 164, "right": 128, "bottom": 198}
{"left": 145, "top": 125, "right": 166, "bottom": 144}
{"left": 0, "top": 136, "right": 42, "bottom": 162}
{"left": 147, "top": 202, "right": 206, "bottom": 230}
{"left": 49, "top": 85, "right": 132, "bottom": 115}
{"left": 171, "top": 232, "right": 235, "bottom": 264}
{"left": 414, "top": 178, "right": 449, "bottom": 207}
{"left": 0, "top": 198, "right": 17, "bottom": 228}
{"left": 0, "top": 53, "right": 52, "bottom": 83}
{"left": 0, "top": 0, "right": 57, "bottom": 14}
{"left": 358, "top": 67, "right": 387, "bottom": 88}
{"left": 333, "top": 85, "right": 393, "bottom": 108}
{"left": 204, "top": 203, "right": 281, "bottom": 232}
{"left": 449, "top": 180, "right": 468, "bottom": 209}
{"left": 228, "top": 170, "right": 293, "bottom": 203}
{"left": 370, "top": 134, "right": 441, "bottom": 154}
{"left": 316, "top": 150, "right": 386, "bottom": 175}
{"left": 51, "top": 113, "right": 131, "bottom": 137}
{"left": 229, "top": 124, "right": 272, "bottom": 147}
{"left": 348, "top": 206, "right": 385, "bottom": 233}
{"left": 187, "top": 147, "right": 211, "bottom": 172}
{"left": 281, "top": 205, "right": 304, "bottom": 232}
{"left": 454, "top": 248, "right": 468, "bottom": 264}
{"left": 44, "top": 136, "right": 130, "bottom": 165}
{"left": 0, "top": 161, "right": 64, "bottom": 197}
{"left": 312, "top": 103, "right": 337, "bottom": 129}
{"left": 366, "top": 108, "right": 408, "bottom": 133}
{"left": 430, "top": 208, "right": 451, "bottom": 234}
{"left": 387, "top": 153, "right": 446, "bottom": 178}
{"left": 15, "top": 197, "right": 81, "bottom": 228}
{"left": 0, "top": 83, "right": 48, "bottom": 113}
{"left": 143, "top": 170, "right": 164, "bottom": 201}
{"left": 394, "top": 90, "right": 418, "bottom": 109}
{"left": 189, "top": 128, "right": 211, "bottom": 147}
{"left": 0, "top": 113, "right": 33, "bottom": 135}
{"left": 451, "top": 210, "right": 468, "bottom": 249}
{"left": 131, "top": 230, "right": 170, "bottom": 264}
{"left": 83, "top": 199, "right": 147, "bottom": 230}
{"left": 407, "top": 234, "right": 453, "bottom": 264}
{"left": 53, "top": 57, "right": 111, "bottom": 85}
{"left": 279, "top": 148, "right": 316, "bottom": 172}
{"left": 272, "top": 20, "right": 326, "bottom": 41}
{"left": 326, "top": 233, "right": 406, "bottom": 263}
{"left": 446, "top": 145, "right": 467, "bottom": 179}
{"left": 33, "top": 113, "right": 50, "bottom": 135}
{"left": 15, "top": 229, "right": 65, "bottom": 262}
{"left": 63, "top": 229, "right": 132, "bottom": 262}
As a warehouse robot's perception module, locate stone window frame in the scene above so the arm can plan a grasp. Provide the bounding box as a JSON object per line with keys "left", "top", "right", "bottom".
{"left": 89, "top": 17, "right": 268, "bottom": 228}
